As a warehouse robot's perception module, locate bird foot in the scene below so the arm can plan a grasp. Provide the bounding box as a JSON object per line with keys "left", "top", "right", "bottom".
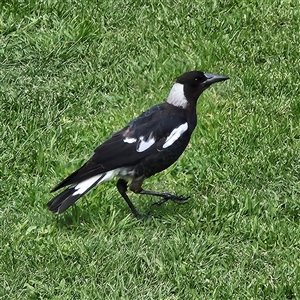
{"left": 171, "top": 195, "right": 190, "bottom": 204}
{"left": 152, "top": 195, "right": 190, "bottom": 206}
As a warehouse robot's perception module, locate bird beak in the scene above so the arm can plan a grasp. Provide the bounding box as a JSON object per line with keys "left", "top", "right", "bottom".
{"left": 204, "top": 73, "right": 229, "bottom": 86}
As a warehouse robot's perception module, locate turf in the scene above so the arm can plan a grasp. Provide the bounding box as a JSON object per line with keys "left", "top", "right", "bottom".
{"left": 1, "top": 0, "right": 300, "bottom": 299}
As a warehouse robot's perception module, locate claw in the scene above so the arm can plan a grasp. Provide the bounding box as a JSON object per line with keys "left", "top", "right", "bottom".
{"left": 171, "top": 197, "right": 189, "bottom": 204}
{"left": 152, "top": 195, "right": 190, "bottom": 206}
{"left": 152, "top": 198, "right": 169, "bottom": 206}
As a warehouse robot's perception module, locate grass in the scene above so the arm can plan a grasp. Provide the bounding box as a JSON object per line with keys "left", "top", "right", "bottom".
{"left": 1, "top": 0, "right": 300, "bottom": 298}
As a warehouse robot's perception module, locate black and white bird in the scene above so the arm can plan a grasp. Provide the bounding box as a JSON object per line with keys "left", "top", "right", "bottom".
{"left": 48, "top": 71, "right": 229, "bottom": 218}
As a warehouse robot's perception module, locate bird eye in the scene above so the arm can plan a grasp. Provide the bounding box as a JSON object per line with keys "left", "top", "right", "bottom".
{"left": 194, "top": 76, "right": 205, "bottom": 83}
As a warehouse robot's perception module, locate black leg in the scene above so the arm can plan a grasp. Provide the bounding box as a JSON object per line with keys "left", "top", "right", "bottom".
{"left": 140, "top": 190, "right": 190, "bottom": 206}
{"left": 116, "top": 179, "right": 142, "bottom": 219}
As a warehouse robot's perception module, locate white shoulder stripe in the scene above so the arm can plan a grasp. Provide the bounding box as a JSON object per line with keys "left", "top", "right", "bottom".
{"left": 124, "top": 137, "right": 137, "bottom": 144}
{"left": 137, "top": 133, "right": 156, "bottom": 152}
{"left": 163, "top": 122, "right": 188, "bottom": 149}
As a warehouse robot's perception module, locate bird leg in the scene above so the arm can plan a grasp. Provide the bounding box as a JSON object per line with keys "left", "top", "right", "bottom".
{"left": 116, "top": 179, "right": 142, "bottom": 219}
{"left": 140, "top": 190, "right": 190, "bottom": 206}
{"left": 129, "top": 177, "right": 189, "bottom": 207}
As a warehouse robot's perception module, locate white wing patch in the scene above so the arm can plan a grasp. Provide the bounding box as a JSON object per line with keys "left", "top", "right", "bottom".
{"left": 98, "top": 169, "right": 119, "bottom": 184}
{"left": 72, "top": 174, "right": 102, "bottom": 195}
{"left": 96, "top": 168, "right": 134, "bottom": 183}
{"left": 163, "top": 123, "right": 188, "bottom": 149}
{"left": 123, "top": 137, "right": 137, "bottom": 144}
{"left": 166, "top": 83, "right": 188, "bottom": 109}
{"left": 137, "top": 133, "right": 155, "bottom": 152}
{"left": 72, "top": 168, "right": 134, "bottom": 196}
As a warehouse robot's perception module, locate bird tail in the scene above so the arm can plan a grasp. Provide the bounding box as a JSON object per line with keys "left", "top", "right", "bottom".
{"left": 47, "top": 173, "right": 110, "bottom": 214}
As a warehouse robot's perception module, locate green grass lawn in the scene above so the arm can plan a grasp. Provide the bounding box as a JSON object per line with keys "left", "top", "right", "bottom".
{"left": 1, "top": 0, "right": 300, "bottom": 298}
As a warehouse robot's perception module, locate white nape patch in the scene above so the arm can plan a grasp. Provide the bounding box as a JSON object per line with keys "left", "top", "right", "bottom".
{"left": 123, "top": 137, "right": 137, "bottom": 144}
{"left": 137, "top": 133, "right": 155, "bottom": 152}
{"left": 166, "top": 83, "right": 188, "bottom": 109}
{"left": 72, "top": 174, "right": 102, "bottom": 196}
{"left": 163, "top": 122, "right": 188, "bottom": 149}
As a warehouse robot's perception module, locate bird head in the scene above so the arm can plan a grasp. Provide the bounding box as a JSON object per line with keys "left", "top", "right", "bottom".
{"left": 167, "top": 71, "right": 229, "bottom": 109}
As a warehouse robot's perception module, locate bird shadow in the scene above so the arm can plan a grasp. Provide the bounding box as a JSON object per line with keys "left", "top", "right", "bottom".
{"left": 52, "top": 198, "right": 191, "bottom": 230}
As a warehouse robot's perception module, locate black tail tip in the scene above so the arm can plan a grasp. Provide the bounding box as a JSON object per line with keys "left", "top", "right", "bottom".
{"left": 46, "top": 200, "right": 59, "bottom": 214}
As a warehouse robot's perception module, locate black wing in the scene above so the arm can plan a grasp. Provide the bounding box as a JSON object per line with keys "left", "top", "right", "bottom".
{"left": 51, "top": 103, "right": 188, "bottom": 191}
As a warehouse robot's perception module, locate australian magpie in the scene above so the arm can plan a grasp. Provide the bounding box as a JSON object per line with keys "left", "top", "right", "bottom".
{"left": 47, "top": 70, "right": 229, "bottom": 218}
